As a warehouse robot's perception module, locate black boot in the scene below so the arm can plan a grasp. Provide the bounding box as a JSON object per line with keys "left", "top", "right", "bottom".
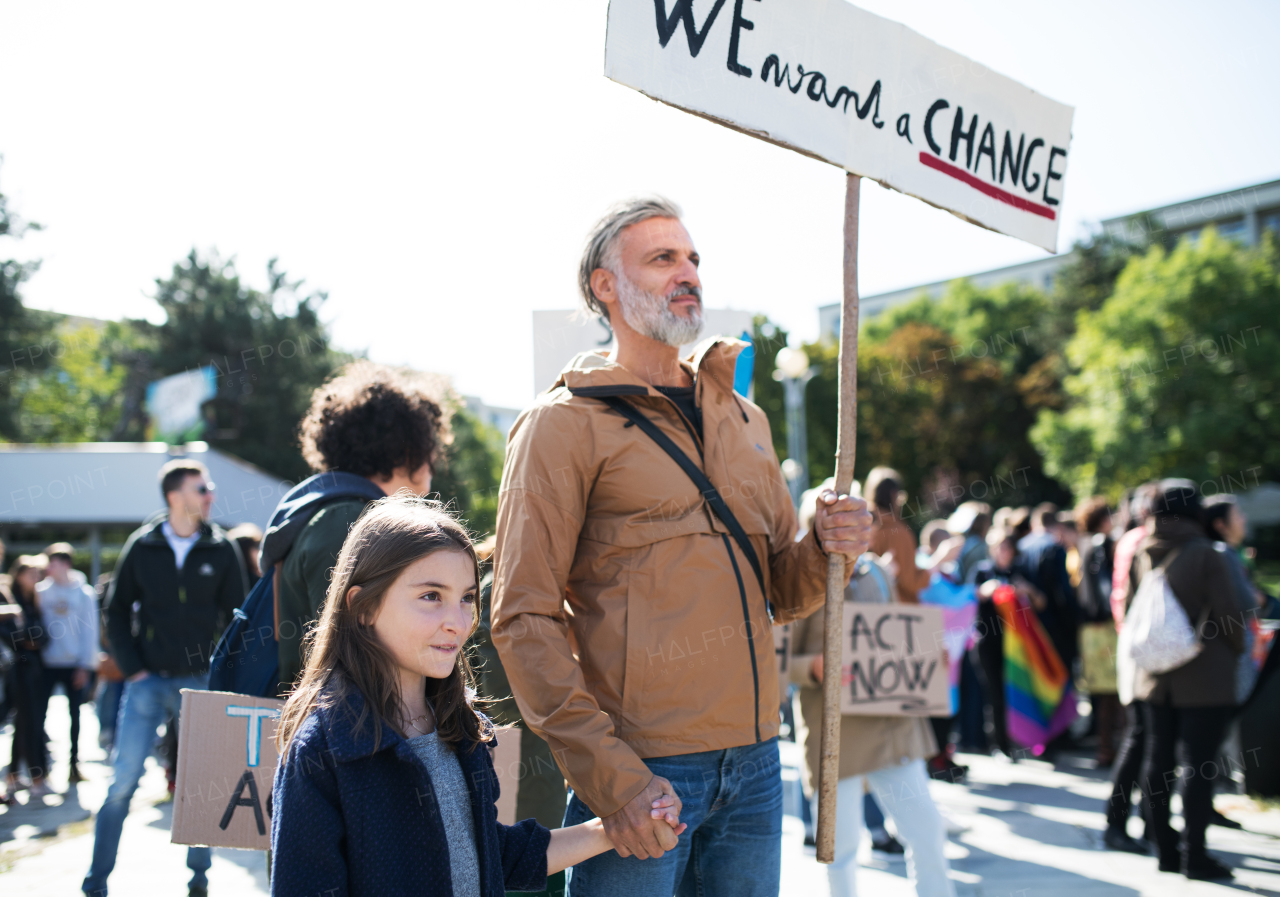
{"left": 1102, "top": 826, "right": 1147, "bottom": 854}
{"left": 1184, "top": 853, "right": 1233, "bottom": 881}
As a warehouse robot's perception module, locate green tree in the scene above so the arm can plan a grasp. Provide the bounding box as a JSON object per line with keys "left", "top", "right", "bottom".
{"left": 431, "top": 406, "right": 505, "bottom": 538}
{"left": 786, "top": 276, "right": 1070, "bottom": 517}
{"left": 1032, "top": 229, "right": 1280, "bottom": 501}
{"left": 15, "top": 321, "right": 141, "bottom": 441}
{"left": 749, "top": 315, "right": 791, "bottom": 460}
{"left": 0, "top": 163, "right": 56, "bottom": 439}
{"left": 137, "top": 250, "right": 351, "bottom": 479}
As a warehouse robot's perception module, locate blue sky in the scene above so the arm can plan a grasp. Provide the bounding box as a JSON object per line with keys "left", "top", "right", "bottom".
{"left": 3, "top": 1, "right": 1277, "bottom": 407}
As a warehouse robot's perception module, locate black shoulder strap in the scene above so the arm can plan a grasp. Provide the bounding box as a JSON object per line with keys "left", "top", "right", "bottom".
{"left": 599, "top": 396, "right": 767, "bottom": 598}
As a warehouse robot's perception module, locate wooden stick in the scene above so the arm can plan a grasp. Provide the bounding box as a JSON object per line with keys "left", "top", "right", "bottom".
{"left": 816, "top": 172, "right": 861, "bottom": 865}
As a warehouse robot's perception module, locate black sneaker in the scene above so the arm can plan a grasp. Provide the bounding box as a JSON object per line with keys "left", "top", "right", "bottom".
{"left": 1184, "top": 855, "right": 1233, "bottom": 880}
{"left": 1102, "top": 827, "right": 1148, "bottom": 854}
{"left": 871, "top": 833, "right": 905, "bottom": 856}
{"left": 1209, "top": 808, "right": 1243, "bottom": 830}
{"left": 927, "top": 756, "right": 969, "bottom": 783}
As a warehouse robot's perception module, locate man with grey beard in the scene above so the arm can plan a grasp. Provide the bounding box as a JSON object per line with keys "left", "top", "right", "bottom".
{"left": 492, "top": 197, "right": 873, "bottom": 896}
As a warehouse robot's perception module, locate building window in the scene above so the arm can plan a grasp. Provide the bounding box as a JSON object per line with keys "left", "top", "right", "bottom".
{"left": 1262, "top": 209, "right": 1280, "bottom": 236}
{"left": 1215, "top": 218, "right": 1247, "bottom": 241}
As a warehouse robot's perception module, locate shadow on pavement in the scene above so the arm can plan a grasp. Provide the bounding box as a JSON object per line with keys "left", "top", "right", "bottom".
{"left": 952, "top": 838, "right": 1141, "bottom": 896}
{"left": 0, "top": 782, "right": 92, "bottom": 845}
{"left": 965, "top": 779, "right": 1103, "bottom": 815}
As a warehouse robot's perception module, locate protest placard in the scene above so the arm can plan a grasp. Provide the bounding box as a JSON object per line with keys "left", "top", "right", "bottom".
{"left": 605, "top": 0, "right": 1074, "bottom": 252}
{"left": 171, "top": 689, "right": 284, "bottom": 850}
{"left": 603, "top": 0, "right": 1072, "bottom": 860}
{"left": 840, "top": 603, "right": 950, "bottom": 716}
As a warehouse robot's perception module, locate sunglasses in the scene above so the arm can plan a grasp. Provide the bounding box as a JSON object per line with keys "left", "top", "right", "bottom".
{"left": 196, "top": 483, "right": 217, "bottom": 495}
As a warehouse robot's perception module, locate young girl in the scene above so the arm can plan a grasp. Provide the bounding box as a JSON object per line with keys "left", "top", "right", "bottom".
{"left": 272, "top": 497, "right": 683, "bottom": 896}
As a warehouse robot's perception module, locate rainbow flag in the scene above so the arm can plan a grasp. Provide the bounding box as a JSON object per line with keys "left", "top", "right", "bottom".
{"left": 918, "top": 574, "right": 979, "bottom": 714}
{"left": 993, "top": 585, "right": 1077, "bottom": 751}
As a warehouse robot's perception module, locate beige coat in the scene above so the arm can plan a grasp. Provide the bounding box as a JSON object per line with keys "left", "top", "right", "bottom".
{"left": 492, "top": 339, "right": 829, "bottom": 816}
{"left": 788, "top": 563, "right": 937, "bottom": 793}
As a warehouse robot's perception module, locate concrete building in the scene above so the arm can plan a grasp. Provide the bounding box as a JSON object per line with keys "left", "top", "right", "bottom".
{"left": 819, "top": 177, "right": 1280, "bottom": 340}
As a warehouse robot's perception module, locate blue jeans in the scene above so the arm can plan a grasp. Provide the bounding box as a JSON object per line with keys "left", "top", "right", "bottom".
{"left": 83, "top": 673, "right": 211, "bottom": 897}
{"left": 564, "top": 737, "right": 781, "bottom": 897}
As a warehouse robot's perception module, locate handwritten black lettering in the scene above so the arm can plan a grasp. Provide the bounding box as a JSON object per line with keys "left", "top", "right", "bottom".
{"left": 949, "top": 107, "right": 978, "bottom": 168}
{"left": 220, "top": 769, "right": 267, "bottom": 836}
{"left": 896, "top": 113, "right": 912, "bottom": 143}
{"left": 850, "top": 612, "right": 876, "bottom": 651}
{"left": 999, "top": 131, "right": 1026, "bottom": 185}
{"left": 760, "top": 55, "right": 883, "bottom": 125}
{"left": 726, "top": 0, "right": 759, "bottom": 77}
{"left": 1022, "top": 138, "right": 1044, "bottom": 193}
{"left": 1043, "top": 146, "right": 1067, "bottom": 206}
{"left": 974, "top": 121, "right": 997, "bottom": 180}
{"left": 653, "top": 0, "right": 727, "bottom": 58}
{"left": 924, "top": 99, "right": 950, "bottom": 155}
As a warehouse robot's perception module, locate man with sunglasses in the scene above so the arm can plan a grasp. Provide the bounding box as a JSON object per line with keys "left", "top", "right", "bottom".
{"left": 84, "top": 460, "right": 247, "bottom": 897}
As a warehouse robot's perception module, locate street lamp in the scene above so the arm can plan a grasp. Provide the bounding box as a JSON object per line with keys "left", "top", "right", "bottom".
{"left": 774, "top": 346, "right": 816, "bottom": 508}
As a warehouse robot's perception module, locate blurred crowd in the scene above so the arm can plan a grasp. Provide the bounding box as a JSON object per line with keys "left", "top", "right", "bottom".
{"left": 0, "top": 524, "right": 264, "bottom": 805}
{"left": 809, "top": 468, "right": 1279, "bottom": 884}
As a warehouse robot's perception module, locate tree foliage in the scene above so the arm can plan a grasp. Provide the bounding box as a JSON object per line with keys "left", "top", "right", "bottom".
{"left": 134, "top": 250, "right": 352, "bottom": 480}
{"left": 1032, "top": 230, "right": 1280, "bottom": 500}
{"left": 14, "top": 322, "right": 140, "bottom": 441}
{"left": 432, "top": 407, "right": 505, "bottom": 538}
{"left": 0, "top": 164, "right": 56, "bottom": 439}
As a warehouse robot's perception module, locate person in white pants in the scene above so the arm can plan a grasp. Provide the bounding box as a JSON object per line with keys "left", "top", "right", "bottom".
{"left": 823, "top": 760, "right": 954, "bottom": 897}
{"left": 788, "top": 493, "right": 957, "bottom": 897}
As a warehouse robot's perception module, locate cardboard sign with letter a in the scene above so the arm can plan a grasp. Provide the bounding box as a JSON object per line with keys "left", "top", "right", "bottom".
{"left": 172, "top": 689, "right": 284, "bottom": 850}
{"left": 841, "top": 603, "right": 950, "bottom": 716}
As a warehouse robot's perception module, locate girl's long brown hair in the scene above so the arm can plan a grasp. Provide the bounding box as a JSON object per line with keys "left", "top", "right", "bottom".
{"left": 277, "top": 496, "right": 490, "bottom": 755}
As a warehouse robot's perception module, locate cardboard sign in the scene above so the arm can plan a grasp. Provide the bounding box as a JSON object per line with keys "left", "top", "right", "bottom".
{"left": 172, "top": 689, "right": 284, "bottom": 850}
{"left": 840, "top": 603, "right": 950, "bottom": 716}
{"left": 605, "top": 0, "right": 1074, "bottom": 252}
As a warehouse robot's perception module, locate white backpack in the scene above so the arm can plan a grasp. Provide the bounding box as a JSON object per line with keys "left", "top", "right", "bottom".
{"left": 1122, "top": 550, "right": 1203, "bottom": 675}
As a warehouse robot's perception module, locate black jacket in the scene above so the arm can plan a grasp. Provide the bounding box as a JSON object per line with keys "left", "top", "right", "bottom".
{"left": 1131, "top": 517, "right": 1245, "bottom": 707}
{"left": 105, "top": 519, "right": 247, "bottom": 678}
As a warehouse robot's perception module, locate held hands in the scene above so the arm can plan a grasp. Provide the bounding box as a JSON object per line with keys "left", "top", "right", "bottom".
{"left": 601, "top": 774, "right": 687, "bottom": 859}
{"left": 813, "top": 489, "right": 874, "bottom": 564}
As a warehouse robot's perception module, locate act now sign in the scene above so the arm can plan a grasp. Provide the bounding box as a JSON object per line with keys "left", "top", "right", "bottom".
{"left": 605, "top": 0, "right": 1074, "bottom": 252}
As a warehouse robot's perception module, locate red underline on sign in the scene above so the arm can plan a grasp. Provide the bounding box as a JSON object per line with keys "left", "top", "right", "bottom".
{"left": 918, "top": 152, "right": 1056, "bottom": 220}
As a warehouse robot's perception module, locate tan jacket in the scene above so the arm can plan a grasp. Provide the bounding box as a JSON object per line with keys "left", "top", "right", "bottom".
{"left": 492, "top": 340, "right": 828, "bottom": 816}
{"left": 788, "top": 563, "right": 936, "bottom": 792}
{"left": 870, "top": 514, "right": 928, "bottom": 603}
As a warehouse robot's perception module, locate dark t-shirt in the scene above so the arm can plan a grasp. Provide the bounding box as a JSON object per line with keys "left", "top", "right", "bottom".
{"left": 655, "top": 385, "right": 702, "bottom": 440}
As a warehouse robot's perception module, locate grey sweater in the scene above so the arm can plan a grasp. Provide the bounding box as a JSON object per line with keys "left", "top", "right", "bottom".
{"left": 406, "top": 731, "right": 480, "bottom": 897}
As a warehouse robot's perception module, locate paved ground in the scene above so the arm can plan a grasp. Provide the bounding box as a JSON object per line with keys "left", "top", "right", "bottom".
{"left": 3, "top": 694, "right": 1278, "bottom": 895}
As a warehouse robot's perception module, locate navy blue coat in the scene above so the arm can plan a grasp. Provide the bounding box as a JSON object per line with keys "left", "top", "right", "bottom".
{"left": 270, "top": 689, "right": 550, "bottom": 897}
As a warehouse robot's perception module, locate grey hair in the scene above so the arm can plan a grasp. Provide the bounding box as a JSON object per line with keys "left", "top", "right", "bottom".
{"left": 578, "top": 196, "right": 683, "bottom": 320}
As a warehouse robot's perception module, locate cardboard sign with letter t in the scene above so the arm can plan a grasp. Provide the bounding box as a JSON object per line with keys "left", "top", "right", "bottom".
{"left": 840, "top": 603, "right": 950, "bottom": 716}
{"left": 172, "top": 689, "right": 284, "bottom": 850}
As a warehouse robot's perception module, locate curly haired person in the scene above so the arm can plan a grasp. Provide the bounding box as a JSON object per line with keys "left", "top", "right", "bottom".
{"left": 267, "top": 361, "right": 453, "bottom": 693}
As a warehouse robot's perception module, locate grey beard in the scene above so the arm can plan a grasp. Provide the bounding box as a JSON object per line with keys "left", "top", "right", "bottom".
{"left": 615, "top": 273, "right": 704, "bottom": 348}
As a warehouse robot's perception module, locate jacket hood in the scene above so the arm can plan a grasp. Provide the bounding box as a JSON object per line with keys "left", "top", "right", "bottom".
{"left": 259, "top": 471, "right": 386, "bottom": 570}
{"left": 550, "top": 336, "right": 748, "bottom": 399}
